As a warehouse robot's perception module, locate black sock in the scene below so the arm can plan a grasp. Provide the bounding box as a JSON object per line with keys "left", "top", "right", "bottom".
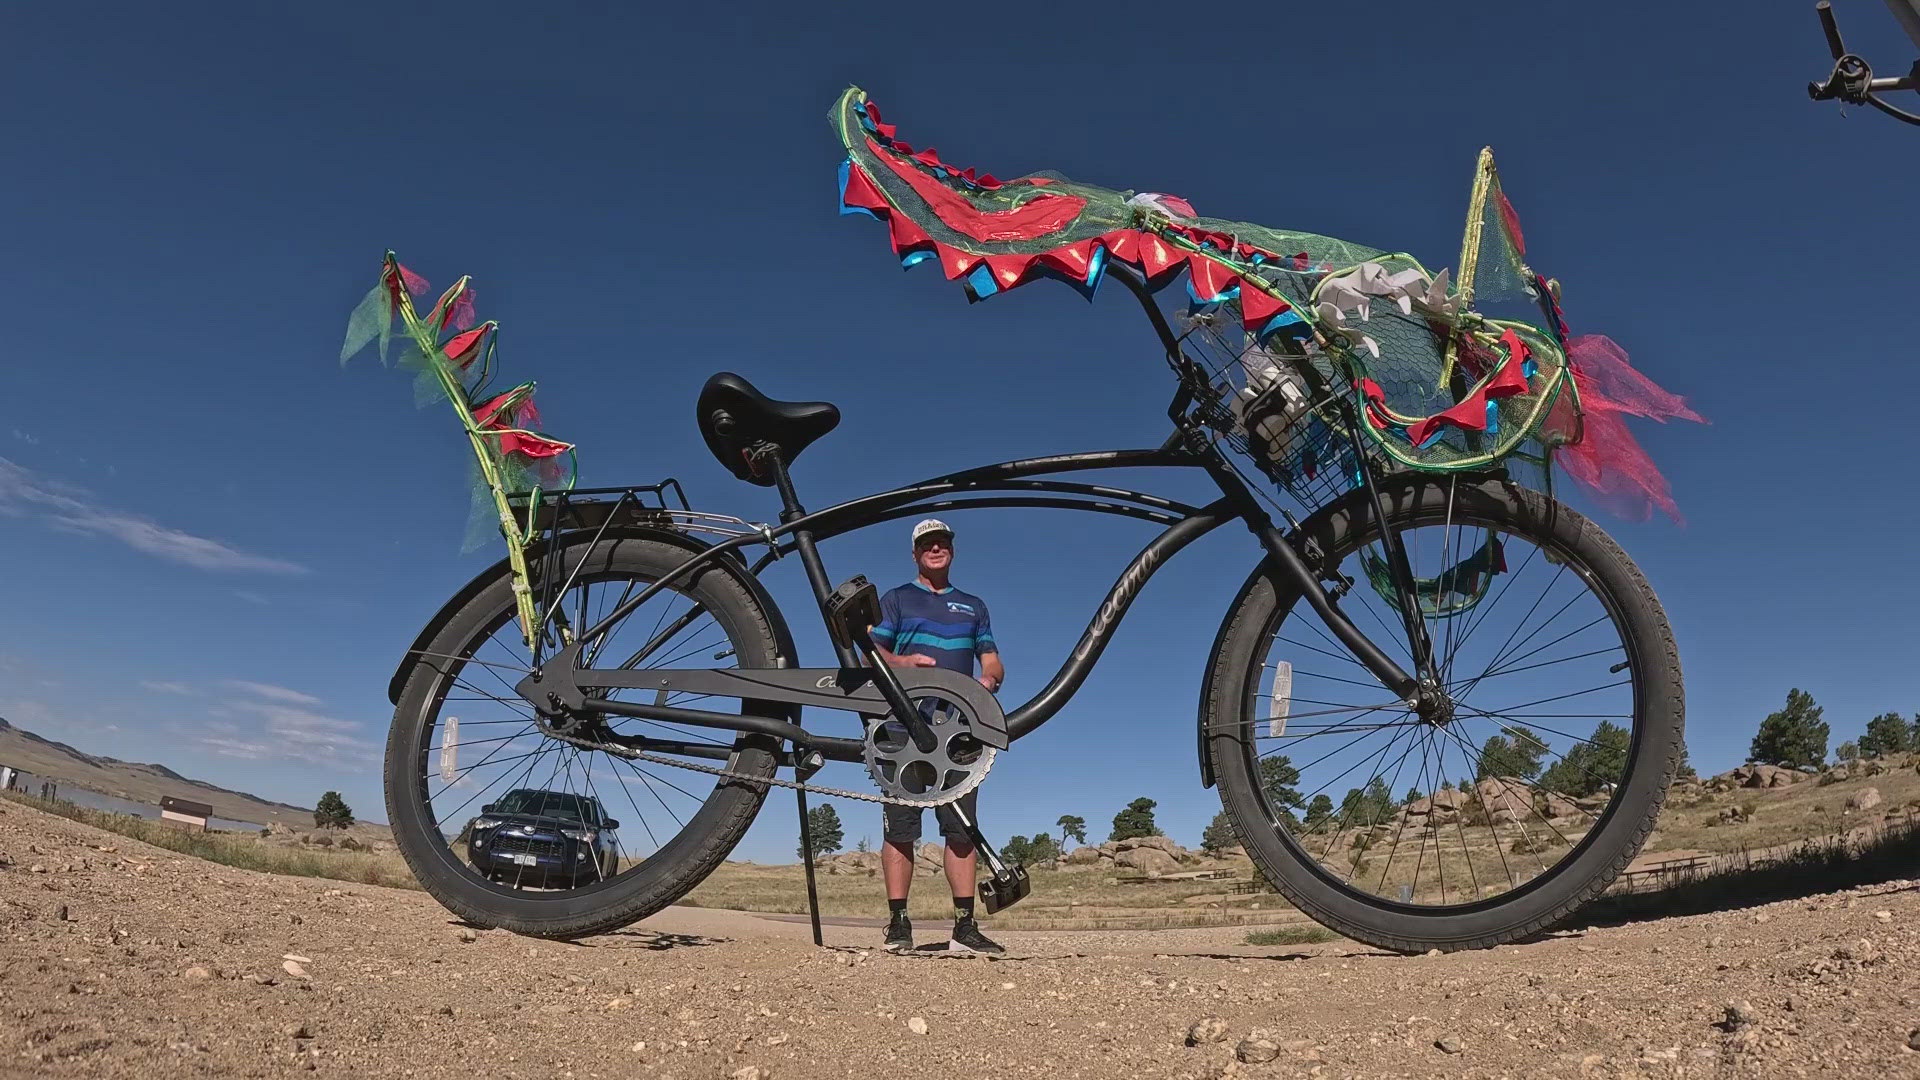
{"left": 952, "top": 896, "right": 974, "bottom": 921}
{"left": 888, "top": 898, "right": 909, "bottom": 918}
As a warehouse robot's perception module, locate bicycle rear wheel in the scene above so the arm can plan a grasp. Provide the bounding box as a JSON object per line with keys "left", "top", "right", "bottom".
{"left": 385, "top": 532, "right": 786, "bottom": 939}
{"left": 1204, "top": 475, "right": 1683, "bottom": 952}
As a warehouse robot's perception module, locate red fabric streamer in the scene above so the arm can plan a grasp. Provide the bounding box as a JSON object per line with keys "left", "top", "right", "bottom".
{"left": 473, "top": 390, "right": 571, "bottom": 459}
{"left": 865, "top": 138, "right": 1086, "bottom": 242}
{"left": 442, "top": 326, "right": 488, "bottom": 368}
{"left": 1555, "top": 335, "right": 1704, "bottom": 523}
{"left": 1186, "top": 254, "right": 1237, "bottom": 301}
{"left": 1405, "top": 332, "right": 1533, "bottom": 446}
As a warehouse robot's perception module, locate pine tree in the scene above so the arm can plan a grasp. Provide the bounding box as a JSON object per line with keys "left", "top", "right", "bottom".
{"left": 1002, "top": 835, "right": 1032, "bottom": 865}
{"left": 1476, "top": 727, "right": 1547, "bottom": 780}
{"left": 1836, "top": 740, "right": 1859, "bottom": 763}
{"left": 1858, "top": 712, "right": 1914, "bottom": 759}
{"left": 1108, "top": 797, "right": 1161, "bottom": 841}
{"left": 1748, "top": 689, "right": 1829, "bottom": 769}
{"left": 797, "top": 804, "right": 844, "bottom": 859}
{"left": 313, "top": 791, "right": 354, "bottom": 830}
{"left": 1539, "top": 720, "right": 1630, "bottom": 797}
{"left": 1025, "top": 831, "right": 1060, "bottom": 865}
{"left": 1303, "top": 794, "right": 1335, "bottom": 832}
{"left": 1056, "top": 814, "right": 1088, "bottom": 847}
{"left": 1200, "top": 810, "right": 1238, "bottom": 853}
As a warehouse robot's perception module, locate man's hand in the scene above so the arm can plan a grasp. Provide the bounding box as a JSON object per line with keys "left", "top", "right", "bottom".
{"left": 887, "top": 653, "right": 937, "bottom": 669}
{"left": 976, "top": 673, "right": 1001, "bottom": 693}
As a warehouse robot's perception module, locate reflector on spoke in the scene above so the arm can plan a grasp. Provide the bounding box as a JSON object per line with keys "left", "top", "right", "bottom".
{"left": 440, "top": 716, "right": 459, "bottom": 784}
{"left": 1268, "top": 662, "right": 1292, "bottom": 739}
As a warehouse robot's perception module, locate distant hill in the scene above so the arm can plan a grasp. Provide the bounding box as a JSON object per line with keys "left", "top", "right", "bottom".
{"left": 0, "top": 716, "right": 318, "bottom": 829}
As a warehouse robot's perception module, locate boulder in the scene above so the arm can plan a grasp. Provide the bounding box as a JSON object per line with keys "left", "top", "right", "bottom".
{"left": 1115, "top": 835, "right": 1180, "bottom": 856}
{"left": 1474, "top": 778, "right": 1531, "bottom": 821}
{"left": 1215, "top": 845, "right": 1249, "bottom": 860}
{"left": 914, "top": 842, "right": 944, "bottom": 876}
{"left": 336, "top": 835, "right": 365, "bottom": 852}
{"left": 1846, "top": 787, "right": 1883, "bottom": 813}
{"left": 1115, "top": 847, "right": 1181, "bottom": 877}
{"left": 302, "top": 832, "right": 334, "bottom": 848}
{"left": 1539, "top": 792, "right": 1581, "bottom": 820}
{"left": 1063, "top": 846, "right": 1103, "bottom": 865}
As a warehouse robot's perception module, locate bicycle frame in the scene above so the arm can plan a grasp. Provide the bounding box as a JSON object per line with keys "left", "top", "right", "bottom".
{"left": 504, "top": 265, "right": 1429, "bottom": 769}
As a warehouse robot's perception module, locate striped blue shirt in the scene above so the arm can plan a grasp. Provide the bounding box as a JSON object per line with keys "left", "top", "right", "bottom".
{"left": 871, "top": 581, "right": 996, "bottom": 675}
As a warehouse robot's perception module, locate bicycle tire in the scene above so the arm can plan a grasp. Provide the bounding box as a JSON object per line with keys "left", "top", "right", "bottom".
{"left": 385, "top": 532, "right": 785, "bottom": 939}
{"left": 1203, "top": 475, "right": 1684, "bottom": 952}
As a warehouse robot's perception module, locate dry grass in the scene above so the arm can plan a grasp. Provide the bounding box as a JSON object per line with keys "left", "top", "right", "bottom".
{"left": 1581, "top": 809, "right": 1920, "bottom": 925}
{"left": 1644, "top": 761, "right": 1920, "bottom": 855}
{"left": 1, "top": 791, "right": 419, "bottom": 891}
{"left": 1244, "top": 925, "right": 1339, "bottom": 947}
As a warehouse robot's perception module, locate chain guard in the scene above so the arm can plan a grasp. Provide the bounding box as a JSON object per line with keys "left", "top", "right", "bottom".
{"left": 543, "top": 724, "right": 993, "bottom": 808}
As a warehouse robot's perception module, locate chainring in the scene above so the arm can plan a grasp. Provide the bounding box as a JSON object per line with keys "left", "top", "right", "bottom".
{"left": 862, "top": 695, "right": 996, "bottom": 807}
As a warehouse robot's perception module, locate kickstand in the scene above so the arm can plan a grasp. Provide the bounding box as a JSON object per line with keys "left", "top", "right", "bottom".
{"left": 792, "top": 748, "right": 826, "bottom": 947}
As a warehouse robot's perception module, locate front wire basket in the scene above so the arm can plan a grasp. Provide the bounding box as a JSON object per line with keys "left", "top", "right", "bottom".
{"left": 1174, "top": 303, "right": 1390, "bottom": 516}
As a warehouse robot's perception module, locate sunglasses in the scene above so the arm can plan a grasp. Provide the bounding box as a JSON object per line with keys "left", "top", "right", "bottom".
{"left": 914, "top": 536, "right": 953, "bottom": 549}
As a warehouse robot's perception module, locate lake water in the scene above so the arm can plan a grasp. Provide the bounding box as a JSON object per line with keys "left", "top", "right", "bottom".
{"left": 10, "top": 778, "right": 265, "bottom": 833}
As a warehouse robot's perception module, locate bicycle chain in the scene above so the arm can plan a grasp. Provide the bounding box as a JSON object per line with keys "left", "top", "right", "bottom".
{"left": 544, "top": 728, "right": 995, "bottom": 808}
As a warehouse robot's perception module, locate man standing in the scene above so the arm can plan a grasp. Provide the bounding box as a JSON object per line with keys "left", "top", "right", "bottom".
{"left": 870, "top": 518, "right": 1006, "bottom": 954}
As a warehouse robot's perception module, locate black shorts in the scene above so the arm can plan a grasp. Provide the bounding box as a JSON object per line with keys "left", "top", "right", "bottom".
{"left": 883, "top": 789, "right": 978, "bottom": 845}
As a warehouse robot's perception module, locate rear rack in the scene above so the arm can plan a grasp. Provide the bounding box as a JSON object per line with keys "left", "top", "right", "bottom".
{"left": 506, "top": 480, "right": 775, "bottom": 541}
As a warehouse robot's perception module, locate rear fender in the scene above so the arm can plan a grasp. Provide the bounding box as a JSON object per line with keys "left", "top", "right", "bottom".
{"left": 386, "top": 526, "right": 796, "bottom": 704}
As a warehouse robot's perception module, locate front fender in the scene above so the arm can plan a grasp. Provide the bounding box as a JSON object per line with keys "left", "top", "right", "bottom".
{"left": 385, "top": 525, "right": 796, "bottom": 704}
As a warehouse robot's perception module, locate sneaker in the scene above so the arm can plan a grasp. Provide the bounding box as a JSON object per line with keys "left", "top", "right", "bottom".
{"left": 883, "top": 914, "right": 913, "bottom": 953}
{"left": 947, "top": 918, "right": 1005, "bottom": 955}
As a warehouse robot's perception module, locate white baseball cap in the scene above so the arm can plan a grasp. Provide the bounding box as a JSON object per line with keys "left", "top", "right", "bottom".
{"left": 910, "top": 518, "right": 954, "bottom": 544}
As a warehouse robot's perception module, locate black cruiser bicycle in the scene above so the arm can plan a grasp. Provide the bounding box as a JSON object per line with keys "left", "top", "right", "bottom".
{"left": 359, "top": 89, "right": 1689, "bottom": 953}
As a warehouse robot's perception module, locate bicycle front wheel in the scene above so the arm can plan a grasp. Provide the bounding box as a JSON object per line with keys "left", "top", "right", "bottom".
{"left": 385, "top": 532, "right": 786, "bottom": 939}
{"left": 1204, "top": 475, "right": 1684, "bottom": 952}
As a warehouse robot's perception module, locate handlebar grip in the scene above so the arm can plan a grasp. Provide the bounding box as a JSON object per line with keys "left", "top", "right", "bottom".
{"left": 1817, "top": 1, "right": 1847, "bottom": 60}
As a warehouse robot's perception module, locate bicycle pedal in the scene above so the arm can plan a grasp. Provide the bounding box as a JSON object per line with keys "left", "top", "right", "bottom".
{"left": 978, "top": 864, "right": 1031, "bottom": 915}
{"left": 825, "top": 575, "right": 882, "bottom": 654}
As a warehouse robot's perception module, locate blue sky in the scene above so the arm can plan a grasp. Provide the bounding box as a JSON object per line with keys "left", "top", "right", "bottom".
{"left": 2, "top": 1, "right": 1916, "bottom": 863}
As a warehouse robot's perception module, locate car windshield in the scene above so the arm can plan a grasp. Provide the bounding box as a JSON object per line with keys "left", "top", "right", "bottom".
{"left": 494, "top": 790, "right": 600, "bottom": 823}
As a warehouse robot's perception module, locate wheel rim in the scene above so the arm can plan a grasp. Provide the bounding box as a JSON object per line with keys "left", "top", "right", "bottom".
{"left": 1237, "top": 482, "right": 1648, "bottom": 911}
{"left": 403, "top": 561, "right": 766, "bottom": 899}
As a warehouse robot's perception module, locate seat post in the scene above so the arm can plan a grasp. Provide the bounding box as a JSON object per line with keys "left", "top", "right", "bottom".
{"left": 763, "top": 449, "right": 861, "bottom": 669}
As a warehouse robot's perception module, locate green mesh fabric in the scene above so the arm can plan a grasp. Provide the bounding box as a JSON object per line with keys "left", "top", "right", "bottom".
{"left": 834, "top": 87, "right": 1582, "bottom": 491}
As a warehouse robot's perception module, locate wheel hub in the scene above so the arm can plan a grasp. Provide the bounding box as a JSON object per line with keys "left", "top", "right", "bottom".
{"left": 1413, "top": 683, "right": 1456, "bottom": 726}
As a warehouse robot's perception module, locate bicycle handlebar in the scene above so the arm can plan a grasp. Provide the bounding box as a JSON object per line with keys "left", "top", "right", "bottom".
{"left": 1806, "top": 1, "right": 1920, "bottom": 124}
{"left": 1819, "top": 1, "right": 1847, "bottom": 59}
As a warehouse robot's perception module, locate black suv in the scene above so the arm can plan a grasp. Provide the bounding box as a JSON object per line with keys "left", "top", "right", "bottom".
{"left": 463, "top": 789, "right": 620, "bottom": 886}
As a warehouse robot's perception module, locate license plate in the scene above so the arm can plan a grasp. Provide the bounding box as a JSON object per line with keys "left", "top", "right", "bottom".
{"left": 509, "top": 853, "right": 538, "bottom": 866}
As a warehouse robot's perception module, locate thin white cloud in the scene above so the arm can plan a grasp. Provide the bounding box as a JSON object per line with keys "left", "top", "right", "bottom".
{"left": 188, "top": 696, "right": 378, "bottom": 768}
{"left": 11, "top": 429, "right": 39, "bottom": 445}
{"left": 139, "top": 680, "right": 195, "bottom": 695}
{"left": 234, "top": 590, "right": 270, "bottom": 606}
{"left": 0, "top": 457, "right": 307, "bottom": 575}
{"left": 226, "top": 680, "right": 323, "bottom": 706}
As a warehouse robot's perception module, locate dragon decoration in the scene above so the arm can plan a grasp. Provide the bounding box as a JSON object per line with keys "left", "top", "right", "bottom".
{"left": 831, "top": 86, "right": 1702, "bottom": 521}
{"left": 340, "top": 254, "right": 575, "bottom": 644}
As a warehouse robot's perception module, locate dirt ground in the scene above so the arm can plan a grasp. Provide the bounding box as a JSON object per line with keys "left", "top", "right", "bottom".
{"left": 2, "top": 799, "right": 1918, "bottom": 1079}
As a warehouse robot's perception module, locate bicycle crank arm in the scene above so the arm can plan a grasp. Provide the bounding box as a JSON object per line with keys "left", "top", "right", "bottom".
{"left": 516, "top": 647, "right": 1011, "bottom": 749}
{"left": 947, "top": 799, "right": 1030, "bottom": 914}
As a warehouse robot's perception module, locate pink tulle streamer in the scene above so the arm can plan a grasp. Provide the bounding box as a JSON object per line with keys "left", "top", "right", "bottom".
{"left": 396, "top": 263, "right": 430, "bottom": 298}
{"left": 1557, "top": 335, "right": 1705, "bottom": 523}
{"left": 447, "top": 288, "right": 477, "bottom": 331}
